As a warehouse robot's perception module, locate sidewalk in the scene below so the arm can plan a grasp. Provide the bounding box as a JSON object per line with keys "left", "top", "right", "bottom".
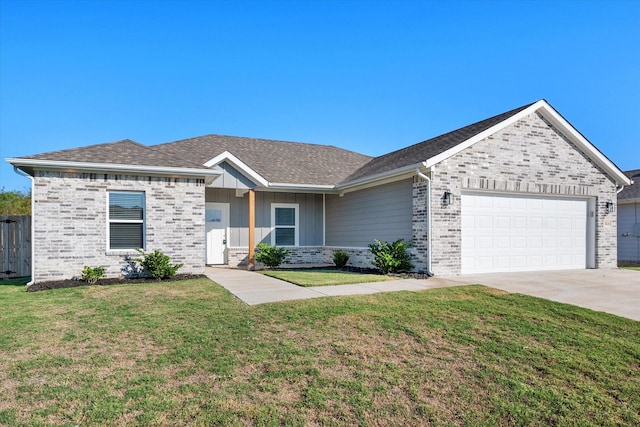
{"left": 205, "top": 267, "right": 462, "bottom": 305}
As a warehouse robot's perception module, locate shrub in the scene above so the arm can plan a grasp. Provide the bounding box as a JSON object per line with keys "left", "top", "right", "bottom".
{"left": 368, "top": 238, "right": 414, "bottom": 274}
{"left": 332, "top": 249, "right": 350, "bottom": 268}
{"left": 134, "top": 249, "right": 183, "bottom": 280}
{"left": 255, "top": 243, "right": 290, "bottom": 269}
{"left": 81, "top": 266, "right": 105, "bottom": 284}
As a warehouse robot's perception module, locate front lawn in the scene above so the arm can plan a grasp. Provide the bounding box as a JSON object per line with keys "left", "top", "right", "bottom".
{"left": 261, "top": 269, "right": 393, "bottom": 286}
{"left": 1, "top": 278, "right": 639, "bottom": 426}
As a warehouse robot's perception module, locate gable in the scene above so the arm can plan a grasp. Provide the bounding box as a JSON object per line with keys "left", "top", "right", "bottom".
{"left": 442, "top": 111, "right": 614, "bottom": 193}
{"left": 210, "top": 161, "right": 257, "bottom": 190}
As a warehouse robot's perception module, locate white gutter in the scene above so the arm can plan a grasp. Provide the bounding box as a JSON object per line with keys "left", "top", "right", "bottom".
{"left": 335, "top": 162, "right": 425, "bottom": 191}
{"left": 12, "top": 166, "right": 35, "bottom": 286}
{"left": 268, "top": 182, "right": 335, "bottom": 191}
{"left": 415, "top": 163, "right": 434, "bottom": 277}
{"left": 6, "top": 158, "right": 220, "bottom": 178}
{"left": 617, "top": 180, "right": 632, "bottom": 194}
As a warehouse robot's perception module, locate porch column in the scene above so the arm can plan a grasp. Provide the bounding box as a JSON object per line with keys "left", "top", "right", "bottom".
{"left": 248, "top": 189, "right": 255, "bottom": 270}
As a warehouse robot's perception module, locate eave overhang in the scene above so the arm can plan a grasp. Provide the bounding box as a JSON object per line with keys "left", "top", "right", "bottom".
{"left": 6, "top": 158, "right": 221, "bottom": 179}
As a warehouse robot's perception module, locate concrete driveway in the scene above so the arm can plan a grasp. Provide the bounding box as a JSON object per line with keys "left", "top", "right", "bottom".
{"left": 433, "top": 269, "right": 640, "bottom": 321}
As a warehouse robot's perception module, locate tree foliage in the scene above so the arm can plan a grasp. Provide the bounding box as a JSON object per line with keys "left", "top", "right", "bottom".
{"left": 0, "top": 188, "right": 31, "bottom": 215}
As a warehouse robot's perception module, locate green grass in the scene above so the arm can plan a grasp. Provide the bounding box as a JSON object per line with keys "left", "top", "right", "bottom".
{"left": 261, "top": 269, "right": 393, "bottom": 286}
{"left": 1, "top": 278, "right": 639, "bottom": 426}
{"left": 621, "top": 266, "right": 640, "bottom": 271}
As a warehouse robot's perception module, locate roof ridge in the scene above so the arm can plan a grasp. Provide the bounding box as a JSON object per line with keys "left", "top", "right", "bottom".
{"left": 154, "top": 133, "right": 373, "bottom": 158}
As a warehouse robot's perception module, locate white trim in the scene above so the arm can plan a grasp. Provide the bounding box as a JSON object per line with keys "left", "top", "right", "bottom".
{"left": 268, "top": 182, "right": 335, "bottom": 190}
{"left": 271, "top": 203, "right": 299, "bottom": 246}
{"left": 619, "top": 198, "right": 640, "bottom": 205}
{"left": 6, "top": 158, "right": 220, "bottom": 178}
{"left": 107, "top": 191, "right": 146, "bottom": 251}
{"left": 335, "top": 163, "right": 422, "bottom": 193}
{"left": 203, "top": 151, "right": 269, "bottom": 187}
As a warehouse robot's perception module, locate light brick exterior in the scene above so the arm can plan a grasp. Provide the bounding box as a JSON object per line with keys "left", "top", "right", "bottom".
{"left": 424, "top": 112, "right": 618, "bottom": 276}
{"left": 32, "top": 171, "right": 205, "bottom": 281}
{"left": 27, "top": 111, "right": 619, "bottom": 281}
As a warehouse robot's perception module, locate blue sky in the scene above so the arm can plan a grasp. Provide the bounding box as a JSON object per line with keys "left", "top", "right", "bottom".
{"left": 1, "top": 0, "right": 638, "bottom": 191}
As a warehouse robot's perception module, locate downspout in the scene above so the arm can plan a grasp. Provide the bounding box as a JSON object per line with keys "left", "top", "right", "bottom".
{"left": 415, "top": 165, "right": 434, "bottom": 277}
{"left": 13, "top": 166, "right": 35, "bottom": 286}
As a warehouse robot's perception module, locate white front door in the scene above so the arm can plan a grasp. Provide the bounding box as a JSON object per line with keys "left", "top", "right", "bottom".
{"left": 206, "top": 203, "right": 230, "bottom": 265}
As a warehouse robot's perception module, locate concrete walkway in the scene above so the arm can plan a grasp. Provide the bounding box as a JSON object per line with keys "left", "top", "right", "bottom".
{"left": 205, "top": 267, "right": 460, "bottom": 305}
{"left": 205, "top": 267, "right": 640, "bottom": 321}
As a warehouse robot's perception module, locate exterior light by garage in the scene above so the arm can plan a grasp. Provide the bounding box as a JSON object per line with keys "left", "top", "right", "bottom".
{"left": 442, "top": 191, "right": 454, "bottom": 206}
{"left": 606, "top": 200, "right": 615, "bottom": 214}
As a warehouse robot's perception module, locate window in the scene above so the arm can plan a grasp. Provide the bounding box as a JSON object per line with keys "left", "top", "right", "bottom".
{"left": 108, "top": 192, "right": 145, "bottom": 250}
{"left": 271, "top": 203, "right": 299, "bottom": 246}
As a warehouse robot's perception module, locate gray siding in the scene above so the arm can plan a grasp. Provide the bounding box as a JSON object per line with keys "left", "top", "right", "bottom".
{"left": 325, "top": 178, "right": 413, "bottom": 247}
{"left": 205, "top": 188, "right": 323, "bottom": 246}
{"left": 210, "top": 162, "right": 256, "bottom": 189}
{"left": 618, "top": 202, "right": 640, "bottom": 262}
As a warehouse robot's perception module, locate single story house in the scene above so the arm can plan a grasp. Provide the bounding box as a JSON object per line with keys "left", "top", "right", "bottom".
{"left": 6, "top": 99, "right": 632, "bottom": 283}
{"left": 618, "top": 169, "right": 640, "bottom": 265}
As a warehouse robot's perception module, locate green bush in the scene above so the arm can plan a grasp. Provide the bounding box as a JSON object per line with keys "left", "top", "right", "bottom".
{"left": 367, "top": 239, "right": 414, "bottom": 274}
{"left": 332, "top": 249, "right": 350, "bottom": 268}
{"left": 134, "top": 249, "right": 183, "bottom": 280}
{"left": 81, "top": 266, "right": 105, "bottom": 284}
{"left": 255, "top": 243, "right": 290, "bottom": 269}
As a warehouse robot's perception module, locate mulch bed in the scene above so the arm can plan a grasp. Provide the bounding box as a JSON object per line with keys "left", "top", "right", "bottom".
{"left": 26, "top": 274, "right": 208, "bottom": 292}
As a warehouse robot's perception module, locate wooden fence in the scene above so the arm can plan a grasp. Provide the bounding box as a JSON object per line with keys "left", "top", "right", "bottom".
{"left": 0, "top": 216, "right": 31, "bottom": 279}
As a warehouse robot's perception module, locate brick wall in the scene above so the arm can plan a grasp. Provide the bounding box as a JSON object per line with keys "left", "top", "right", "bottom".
{"left": 32, "top": 171, "right": 205, "bottom": 281}
{"left": 425, "top": 112, "right": 618, "bottom": 276}
{"left": 226, "top": 246, "right": 375, "bottom": 269}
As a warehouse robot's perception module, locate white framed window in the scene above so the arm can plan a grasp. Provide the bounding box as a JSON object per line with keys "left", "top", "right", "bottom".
{"left": 271, "top": 203, "right": 299, "bottom": 246}
{"left": 108, "top": 191, "right": 145, "bottom": 250}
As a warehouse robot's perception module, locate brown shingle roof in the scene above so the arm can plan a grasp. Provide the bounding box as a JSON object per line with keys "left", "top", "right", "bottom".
{"left": 152, "top": 134, "right": 373, "bottom": 186}
{"left": 12, "top": 101, "right": 554, "bottom": 187}
{"left": 619, "top": 169, "right": 640, "bottom": 201}
{"left": 21, "top": 139, "right": 209, "bottom": 169}
{"left": 339, "top": 102, "right": 535, "bottom": 184}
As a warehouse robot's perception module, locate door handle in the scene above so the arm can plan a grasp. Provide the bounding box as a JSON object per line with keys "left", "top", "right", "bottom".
{"left": 223, "top": 239, "right": 227, "bottom": 245}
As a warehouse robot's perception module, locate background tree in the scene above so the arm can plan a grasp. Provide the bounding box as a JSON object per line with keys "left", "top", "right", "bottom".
{"left": 0, "top": 188, "right": 31, "bottom": 215}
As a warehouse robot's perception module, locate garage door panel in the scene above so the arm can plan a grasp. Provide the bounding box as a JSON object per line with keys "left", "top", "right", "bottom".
{"left": 461, "top": 193, "right": 587, "bottom": 273}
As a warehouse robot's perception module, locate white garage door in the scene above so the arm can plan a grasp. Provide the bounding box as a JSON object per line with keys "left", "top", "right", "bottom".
{"left": 461, "top": 193, "right": 588, "bottom": 274}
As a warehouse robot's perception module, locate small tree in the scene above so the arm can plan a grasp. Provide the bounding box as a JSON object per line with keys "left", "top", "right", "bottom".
{"left": 134, "top": 249, "right": 183, "bottom": 280}
{"left": 0, "top": 188, "right": 31, "bottom": 215}
{"left": 368, "top": 239, "right": 414, "bottom": 274}
{"left": 255, "top": 243, "right": 290, "bottom": 269}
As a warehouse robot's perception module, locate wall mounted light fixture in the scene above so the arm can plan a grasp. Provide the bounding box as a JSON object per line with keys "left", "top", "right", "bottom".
{"left": 605, "top": 200, "right": 615, "bottom": 214}
{"left": 443, "top": 191, "right": 454, "bottom": 206}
